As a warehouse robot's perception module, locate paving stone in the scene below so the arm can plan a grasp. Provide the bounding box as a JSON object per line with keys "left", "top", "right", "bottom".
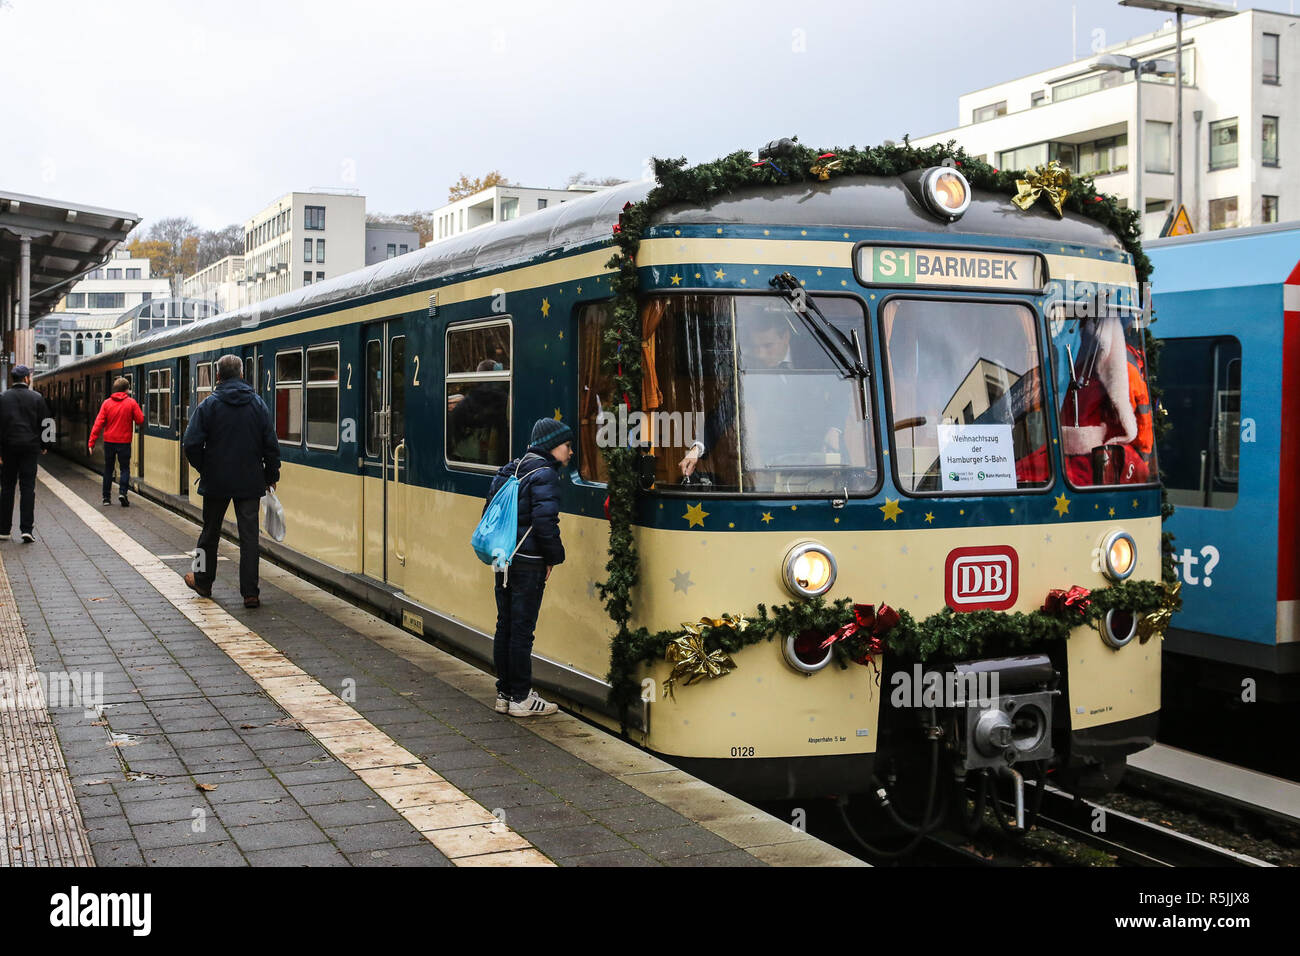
{"left": 302, "top": 799, "right": 400, "bottom": 828}
{"left": 323, "top": 820, "right": 429, "bottom": 853}
{"left": 344, "top": 844, "right": 454, "bottom": 867}
{"left": 589, "top": 802, "right": 693, "bottom": 834}
{"left": 122, "top": 796, "right": 214, "bottom": 826}
{"left": 494, "top": 801, "right": 592, "bottom": 832}
{"left": 286, "top": 778, "right": 380, "bottom": 806}
{"left": 201, "top": 778, "right": 293, "bottom": 805}
{"left": 663, "top": 849, "right": 767, "bottom": 867}
{"left": 438, "top": 763, "right": 530, "bottom": 791}
{"left": 246, "top": 843, "right": 351, "bottom": 867}
{"left": 214, "top": 798, "right": 310, "bottom": 827}
{"left": 143, "top": 841, "right": 248, "bottom": 867}
{"left": 273, "top": 761, "right": 356, "bottom": 786}
{"left": 567, "top": 848, "right": 661, "bottom": 867}
{"left": 463, "top": 782, "right": 564, "bottom": 811}
{"left": 519, "top": 824, "right": 633, "bottom": 860}
{"left": 228, "top": 819, "right": 332, "bottom": 852}
{"left": 132, "top": 818, "right": 231, "bottom": 851}
{"left": 627, "top": 824, "right": 739, "bottom": 861}
{"left": 91, "top": 840, "right": 146, "bottom": 866}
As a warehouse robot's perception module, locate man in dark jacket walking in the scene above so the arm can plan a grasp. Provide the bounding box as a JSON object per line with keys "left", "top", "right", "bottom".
{"left": 182, "top": 354, "right": 280, "bottom": 608}
{"left": 486, "top": 417, "right": 571, "bottom": 717}
{"left": 0, "top": 365, "right": 54, "bottom": 543}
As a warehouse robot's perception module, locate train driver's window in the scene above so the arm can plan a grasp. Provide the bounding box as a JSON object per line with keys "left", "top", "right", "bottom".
{"left": 445, "top": 319, "right": 511, "bottom": 470}
{"left": 1156, "top": 335, "right": 1240, "bottom": 509}
{"left": 275, "top": 350, "right": 304, "bottom": 444}
{"left": 305, "top": 344, "right": 340, "bottom": 450}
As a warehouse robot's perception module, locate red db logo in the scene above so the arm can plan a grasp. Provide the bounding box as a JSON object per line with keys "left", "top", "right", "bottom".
{"left": 945, "top": 546, "right": 1018, "bottom": 611}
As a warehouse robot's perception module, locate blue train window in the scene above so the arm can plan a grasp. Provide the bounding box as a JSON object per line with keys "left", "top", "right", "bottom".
{"left": 1157, "top": 335, "right": 1241, "bottom": 509}
{"left": 446, "top": 320, "right": 511, "bottom": 470}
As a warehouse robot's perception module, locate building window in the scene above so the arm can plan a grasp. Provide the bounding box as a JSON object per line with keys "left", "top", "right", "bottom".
{"left": 315, "top": 239, "right": 325, "bottom": 263}
{"left": 142, "top": 291, "right": 152, "bottom": 303}
{"left": 537, "top": 198, "right": 548, "bottom": 210}
{"left": 399, "top": 244, "right": 408, "bottom": 255}
{"left": 59, "top": 333, "right": 71, "bottom": 356}
{"left": 126, "top": 268, "right": 141, "bottom": 279}
{"left": 1209, "top": 118, "right": 1238, "bottom": 170}
{"left": 88, "top": 292, "right": 126, "bottom": 310}
{"left": 107, "top": 268, "right": 122, "bottom": 279}
{"left": 1262, "top": 195, "right": 1279, "bottom": 223}
{"left": 304, "top": 238, "right": 312, "bottom": 262}
{"left": 1030, "top": 90, "right": 1046, "bottom": 108}
{"left": 64, "top": 293, "right": 85, "bottom": 309}
{"left": 1262, "top": 115, "right": 1279, "bottom": 167}
{"left": 386, "top": 243, "right": 396, "bottom": 258}
{"left": 500, "top": 197, "right": 519, "bottom": 221}
{"left": 1263, "top": 33, "right": 1280, "bottom": 85}
{"left": 998, "top": 142, "right": 1049, "bottom": 172}
{"left": 1209, "top": 196, "right": 1238, "bottom": 230}
{"left": 1145, "top": 199, "right": 1170, "bottom": 213}
{"left": 304, "top": 205, "right": 326, "bottom": 230}
{"left": 316, "top": 271, "right": 325, "bottom": 282}
{"left": 274, "top": 350, "right": 304, "bottom": 443}
{"left": 1075, "top": 134, "right": 1127, "bottom": 175}
{"left": 1145, "top": 120, "right": 1172, "bottom": 172}
{"left": 445, "top": 319, "right": 512, "bottom": 470}
{"left": 1052, "top": 69, "right": 1123, "bottom": 103}
{"left": 303, "top": 271, "right": 312, "bottom": 285}
{"left": 973, "top": 100, "right": 1007, "bottom": 123}
{"left": 148, "top": 368, "right": 172, "bottom": 427}
{"left": 305, "top": 344, "right": 340, "bottom": 450}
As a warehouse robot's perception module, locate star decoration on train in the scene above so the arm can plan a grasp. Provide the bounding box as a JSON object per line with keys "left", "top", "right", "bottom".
{"left": 670, "top": 569, "right": 695, "bottom": 594}
{"left": 554, "top": 409, "right": 563, "bottom": 421}
{"left": 557, "top": 330, "right": 564, "bottom": 340}
{"left": 683, "top": 503, "right": 709, "bottom": 528}
{"left": 1108, "top": 506, "right": 1116, "bottom": 517}
{"left": 714, "top": 268, "right": 726, "bottom": 280}
{"left": 670, "top": 274, "right": 682, "bottom": 285}
{"left": 880, "top": 498, "right": 903, "bottom": 523}
{"left": 924, "top": 512, "right": 935, "bottom": 524}
{"left": 1053, "top": 493, "right": 1071, "bottom": 517}
{"left": 760, "top": 511, "right": 773, "bottom": 525}
{"left": 541, "top": 298, "right": 551, "bottom": 317}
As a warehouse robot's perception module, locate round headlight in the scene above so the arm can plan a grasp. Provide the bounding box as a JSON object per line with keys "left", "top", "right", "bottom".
{"left": 1101, "top": 608, "right": 1137, "bottom": 649}
{"left": 1101, "top": 530, "right": 1137, "bottom": 581}
{"left": 782, "top": 541, "right": 837, "bottom": 598}
{"left": 921, "top": 166, "right": 972, "bottom": 221}
{"left": 783, "top": 629, "right": 835, "bottom": 674}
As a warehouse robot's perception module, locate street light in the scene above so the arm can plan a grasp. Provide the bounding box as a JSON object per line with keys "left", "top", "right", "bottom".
{"left": 1090, "top": 54, "right": 1176, "bottom": 231}
{"left": 1119, "top": 0, "right": 1238, "bottom": 222}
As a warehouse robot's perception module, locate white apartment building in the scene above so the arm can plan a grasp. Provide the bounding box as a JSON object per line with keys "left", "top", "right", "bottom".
{"left": 54, "top": 247, "right": 170, "bottom": 319}
{"left": 911, "top": 8, "right": 1297, "bottom": 238}
{"left": 182, "top": 254, "right": 245, "bottom": 314}
{"left": 241, "top": 191, "right": 365, "bottom": 305}
{"left": 428, "top": 183, "right": 606, "bottom": 245}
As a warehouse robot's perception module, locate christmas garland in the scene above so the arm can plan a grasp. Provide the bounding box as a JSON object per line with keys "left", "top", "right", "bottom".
{"left": 594, "top": 138, "right": 1175, "bottom": 713}
{"left": 607, "top": 579, "right": 1177, "bottom": 710}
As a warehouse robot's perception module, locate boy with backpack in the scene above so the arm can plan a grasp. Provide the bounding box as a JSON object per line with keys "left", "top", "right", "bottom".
{"left": 484, "top": 418, "right": 572, "bottom": 717}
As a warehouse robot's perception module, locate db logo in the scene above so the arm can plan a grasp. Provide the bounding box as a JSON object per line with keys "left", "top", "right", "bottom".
{"left": 945, "top": 546, "right": 1019, "bottom": 611}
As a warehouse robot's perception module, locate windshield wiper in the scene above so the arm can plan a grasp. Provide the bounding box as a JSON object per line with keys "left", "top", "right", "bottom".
{"left": 768, "top": 272, "right": 869, "bottom": 381}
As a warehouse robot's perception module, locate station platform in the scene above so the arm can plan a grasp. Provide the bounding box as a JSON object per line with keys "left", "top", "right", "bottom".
{"left": 1127, "top": 743, "right": 1300, "bottom": 828}
{"left": 1, "top": 456, "right": 863, "bottom": 868}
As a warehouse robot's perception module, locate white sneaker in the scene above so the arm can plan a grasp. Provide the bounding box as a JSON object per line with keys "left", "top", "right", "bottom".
{"left": 0, "top": 533, "right": 9, "bottom": 541}
{"left": 20, "top": 532, "right": 34, "bottom": 543}
{"left": 508, "top": 690, "right": 558, "bottom": 718}
{"left": 494, "top": 693, "right": 509, "bottom": 714}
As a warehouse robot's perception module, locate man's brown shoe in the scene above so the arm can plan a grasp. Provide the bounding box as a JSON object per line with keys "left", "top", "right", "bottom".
{"left": 244, "top": 596, "right": 260, "bottom": 609}
{"left": 183, "top": 573, "right": 212, "bottom": 598}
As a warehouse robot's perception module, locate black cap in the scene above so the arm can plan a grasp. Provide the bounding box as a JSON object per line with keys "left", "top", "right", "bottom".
{"left": 11, "top": 365, "right": 31, "bottom": 379}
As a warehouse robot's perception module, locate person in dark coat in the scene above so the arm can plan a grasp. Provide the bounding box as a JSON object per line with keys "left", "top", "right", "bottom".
{"left": 0, "top": 365, "right": 54, "bottom": 543}
{"left": 88, "top": 376, "right": 144, "bottom": 506}
{"left": 486, "top": 417, "right": 571, "bottom": 717}
{"left": 181, "top": 354, "right": 280, "bottom": 608}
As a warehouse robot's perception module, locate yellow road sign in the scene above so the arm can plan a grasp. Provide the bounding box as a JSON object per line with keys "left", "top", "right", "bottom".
{"left": 1161, "top": 205, "right": 1195, "bottom": 237}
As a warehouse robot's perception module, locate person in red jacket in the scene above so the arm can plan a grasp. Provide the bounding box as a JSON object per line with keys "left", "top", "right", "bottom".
{"left": 88, "top": 377, "right": 144, "bottom": 506}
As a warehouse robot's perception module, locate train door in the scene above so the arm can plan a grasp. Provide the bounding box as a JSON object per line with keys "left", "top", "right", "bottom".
{"left": 178, "top": 359, "right": 190, "bottom": 494}
{"left": 360, "top": 319, "right": 408, "bottom": 590}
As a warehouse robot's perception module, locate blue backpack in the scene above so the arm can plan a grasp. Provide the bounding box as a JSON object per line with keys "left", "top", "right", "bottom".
{"left": 471, "top": 454, "right": 539, "bottom": 576}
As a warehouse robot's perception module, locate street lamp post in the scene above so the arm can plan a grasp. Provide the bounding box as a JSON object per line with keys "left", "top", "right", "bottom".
{"left": 1119, "top": 0, "right": 1237, "bottom": 222}
{"left": 1091, "top": 54, "right": 1176, "bottom": 233}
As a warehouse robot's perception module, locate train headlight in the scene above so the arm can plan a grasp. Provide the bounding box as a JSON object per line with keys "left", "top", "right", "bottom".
{"left": 1101, "top": 609, "right": 1138, "bottom": 649}
{"left": 921, "top": 167, "right": 972, "bottom": 221}
{"left": 782, "top": 541, "right": 837, "bottom": 598}
{"left": 1101, "top": 529, "right": 1137, "bottom": 582}
{"left": 783, "top": 629, "right": 835, "bottom": 674}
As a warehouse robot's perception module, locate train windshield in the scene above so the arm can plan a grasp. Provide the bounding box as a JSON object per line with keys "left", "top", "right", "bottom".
{"left": 637, "top": 294, "right": 877, "bottom": 493}
{"left": 882, "top": 298, "right": 1050, "bottom": 494}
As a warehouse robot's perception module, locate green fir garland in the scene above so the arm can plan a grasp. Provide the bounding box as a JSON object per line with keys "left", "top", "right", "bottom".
{"left": 595, "top": 138, "right": 1172, "bottom": 714}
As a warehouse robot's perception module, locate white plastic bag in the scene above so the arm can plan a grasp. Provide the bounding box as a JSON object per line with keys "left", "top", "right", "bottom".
{"left": 261, "top": 488, "right": 286, "bottom": 542}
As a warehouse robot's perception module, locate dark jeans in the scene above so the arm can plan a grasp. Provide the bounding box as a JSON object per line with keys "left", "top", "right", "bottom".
{"left": 194, "top": 495, "right": 261, "bottom": 597}
{"left": 102, "top": 442, "right": 131, "bottom": 500}
{"left": 0, "top": 444, "right": 40, "bottom": 535}
{"left": 493, "top": 560, "right": 548, "bottom": 702}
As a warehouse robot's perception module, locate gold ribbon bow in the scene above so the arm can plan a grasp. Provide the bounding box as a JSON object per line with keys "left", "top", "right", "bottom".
{"left": 810, "top": 157, "right": 843, "bottom": 181}
{"left": 662, "top": 619, "right": 741, "bottom": 699}
{"left": 1137, "top": 580, "right": 1182, "bottom": 644}
{"left": 1011, "top": 160, "right": 1072, "bottom": 217}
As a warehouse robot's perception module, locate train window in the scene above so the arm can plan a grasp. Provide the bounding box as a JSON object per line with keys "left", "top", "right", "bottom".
{"left": 365, "top": 339, "right": 381, "bottom": 457}
{"left": 305, "top": 344, "right": 340, "bottom": 450}
{"left": 445, "top": 320, "right": 511, "bottom": 469}
{"left": 637, "top": 294, "right": 876, "bottom": 494}
{"left": 275, "top": 350, "right": 304, "bottom": 444}
{"left": 1052, "top": 305, "right": 1158, "bottom": 490}
{"left": 196, "top": 361, "right": 215, "bottom": 401}
{"left": 148, "top": 368, "right": 172, "bottom": 427}
{"left": 577, "top": 302, "right": 614, "bottom": 483}
{"left": 1156, "top": 336, "right": 1241, "bottom": 509}
{"left": 883, "top": 298, "right": 1049, "bottom": 495}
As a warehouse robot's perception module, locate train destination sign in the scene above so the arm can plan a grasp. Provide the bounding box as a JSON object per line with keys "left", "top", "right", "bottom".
{"left": 855, "top": 245, "right": 1044, "bottom": 291}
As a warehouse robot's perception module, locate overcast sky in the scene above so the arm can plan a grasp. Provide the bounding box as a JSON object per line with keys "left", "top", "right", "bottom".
{"left": 0, "top": 0, "right": 1282, "bottom": 231}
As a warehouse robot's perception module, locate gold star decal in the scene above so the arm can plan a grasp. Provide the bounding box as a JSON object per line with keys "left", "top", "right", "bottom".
{"left": 576, "top": 285, "right": 582, "bottom": 294}
{"left": 760, "top": 511, "right": 773, "bottom": 525}
{"left": 541, "top": 298, "right": 551, "bottom": 317}
{"left": 554, "top": 409, "right": 562, "bottom": 421}
{"left": 670, "top": 274, "right": 682, "bottom": 286}
{"left": 694, "top": 272, "right": 702, "bottom": 279}
{"left": 880, "top": 498, "right": 903, "bottom": 523}
{"left": 557, "top": 330, "right": 564, "bottom": 340}
{"left": 1132, "top": 499, "right": 1139, "bottom": 509}
{"left": 713, "top": 268, "right": 726, "bottom": 280}
{"left": 1108, "top": 506, "right": 1116, "bottom": 517}
{"left": 684, "top": 503, "right": 709, "bottom": 528}
{"left": 1053, "top": 493, "right": 1071, "bottom": 517}
{"left": 924, "top": 512, "right": 935, "bottom": 524}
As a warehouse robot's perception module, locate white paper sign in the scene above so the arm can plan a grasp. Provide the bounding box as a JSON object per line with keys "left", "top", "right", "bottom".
{"left": 937, "top": 424, "right": 1017, "bottom": 491}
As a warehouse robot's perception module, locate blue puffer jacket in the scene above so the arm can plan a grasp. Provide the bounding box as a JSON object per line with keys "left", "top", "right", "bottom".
{"left": 183, "top": 378, "right": 280, "bottom": 499}
{"left": 486, "top": 450, "right": 565, "bottom": 566}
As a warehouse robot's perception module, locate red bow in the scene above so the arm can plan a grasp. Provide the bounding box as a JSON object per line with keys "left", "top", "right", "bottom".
{"left": 1042, "top": 585, "right": 1092, "bottom": 616}
{"left": 821, "top": 603, "right": 899, "bottom": 666}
